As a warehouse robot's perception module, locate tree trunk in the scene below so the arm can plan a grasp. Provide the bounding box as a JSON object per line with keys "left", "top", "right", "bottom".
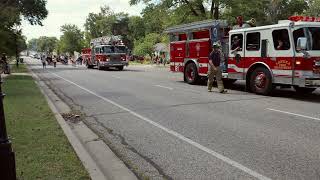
{"left": 210, "top": 1, "right": 214, "bottom": 18}
{"left": 211, "top": 0, "right": 219, "bottom": 19}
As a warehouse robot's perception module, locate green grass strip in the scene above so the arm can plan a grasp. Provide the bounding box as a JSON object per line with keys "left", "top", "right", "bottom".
{"left": 10, "top": 63, "right": 29, "bottom": 73}
{"left": 3, "top": 75, "right": 89, "bottom": 180}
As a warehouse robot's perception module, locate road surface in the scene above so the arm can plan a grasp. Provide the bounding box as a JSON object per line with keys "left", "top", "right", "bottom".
{"left": 27, "top": 57, "right": 320, "bottom": 180}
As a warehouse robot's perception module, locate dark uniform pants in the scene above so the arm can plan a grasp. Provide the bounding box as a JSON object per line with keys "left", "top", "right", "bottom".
{"left": 207, "top": 65, "right": 224, "bottom": 92}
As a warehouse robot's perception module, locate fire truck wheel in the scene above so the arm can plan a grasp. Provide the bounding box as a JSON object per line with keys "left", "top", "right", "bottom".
{"left": 249, "top": 67, "right": 273, "bottom": 95}
{"left": 184, "top": 63, "right": 199, "bottom": 85}
{"left": 293, "top": 86, "right": 316, "bottom": 94}
{"left": 117, "top": 66, "right": 124, "bottom": 71}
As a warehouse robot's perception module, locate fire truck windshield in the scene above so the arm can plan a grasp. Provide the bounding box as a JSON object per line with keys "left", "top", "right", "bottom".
{"left": 293, "top": 27, "right": 320, "bottom": 51}
{"left": 101, "top": 46, "right": 127, "bottom": 54}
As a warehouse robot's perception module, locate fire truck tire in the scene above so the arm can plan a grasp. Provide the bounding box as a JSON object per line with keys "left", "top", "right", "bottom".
{"left": 184, "top": 63, "right": 199, "bottom": 85}
{"left": 117, "top": 66, "right": 124, "bottom": 71}
{"left": 293, "top": 86, "right": 316, "bottom": 94}
{"left": 249, "top": 67, "right": 273, "bottom": 95}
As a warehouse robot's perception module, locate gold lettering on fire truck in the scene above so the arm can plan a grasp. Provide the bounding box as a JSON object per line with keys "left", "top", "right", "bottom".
{"left": 275, "top": 59, "right": 292, "bottom": 70}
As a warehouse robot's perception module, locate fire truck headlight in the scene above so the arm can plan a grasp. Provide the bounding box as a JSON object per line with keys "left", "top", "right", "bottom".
{"left": 296, "top": 60, "right": 302, "bottom": 65}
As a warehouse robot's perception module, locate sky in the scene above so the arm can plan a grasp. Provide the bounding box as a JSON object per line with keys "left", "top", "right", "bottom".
{"left": 21, "top": 0, "right": 145, "bottom": 41}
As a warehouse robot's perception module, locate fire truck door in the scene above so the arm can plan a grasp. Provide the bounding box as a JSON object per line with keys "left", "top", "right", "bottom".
{"left": 228, "top": 33, "right": 245, "bottom": 80}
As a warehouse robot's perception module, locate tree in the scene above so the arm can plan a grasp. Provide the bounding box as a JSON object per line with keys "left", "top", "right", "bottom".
{"left": 267, "top": 0, "right": 308, "bottom": 24}
{"left": 128, "top": 16, "right": 145, "bottom": 42}
{"left": 222, "top": 0, "right": 270, "bottom": 25}
{"left": 27, "top": 38, "right": 38, "bottom": 51}
{"left": 0, "top": 0, "right": 47, "bottom": 56}
{"left": 84, "top": 6, "right": 133, "bottom": 48}
{"left": 36, "top": 36, "right": 58, "bottom": 53}
{"left": 133, "top": 33, "right": 161, "bottom": 57}
{"left": 130, "top": 0, "right": 233, "bottom": 20}
{"left": 305, "top": 0, "right": 320, "bottom": 16}
{"left": 58, "top": 24, "right": 84, "bottom": 54}
{"left": 84, "top": 6, "right": 116, "bottom": 43}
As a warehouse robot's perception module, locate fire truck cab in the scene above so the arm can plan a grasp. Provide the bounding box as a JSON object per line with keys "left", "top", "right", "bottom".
{"left": 167, "top": 17, "right": 320, "bottom": 95}
{"left": 82, "top": 36, "right": 129, "bottom": 71}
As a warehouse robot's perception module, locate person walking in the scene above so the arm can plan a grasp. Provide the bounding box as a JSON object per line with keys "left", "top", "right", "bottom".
{"left": 41, "top": 56, "right": 46, "bottom": 69}
{"left": 207, "top": 43, "right": 227, "bottom": 93}
{"left": 1, "top": 53, "right": 10, "bottom": 74}
{"left": 53, "top": 55, "right": 57, "bottom": 68}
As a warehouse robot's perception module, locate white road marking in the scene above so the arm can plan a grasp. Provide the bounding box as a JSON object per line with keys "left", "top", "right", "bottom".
{"left": 155, "top": 85, "right": 174, "bottom": 90}
{"left": 111, "top": 75, "right": 122, "bottom": 79}
{"left": 49, "top": 72, "right": 271, "bottom": 180}
{"left": 268, "top": 108, "right": 320, "bottom": 121}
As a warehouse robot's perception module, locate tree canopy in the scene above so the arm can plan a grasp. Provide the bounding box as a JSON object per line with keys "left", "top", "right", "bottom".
{"left": 57, "top": 24, "right": 84, "bottom": 54}
{"left": 0, "top": 0, "right": 48, "bottom": 56}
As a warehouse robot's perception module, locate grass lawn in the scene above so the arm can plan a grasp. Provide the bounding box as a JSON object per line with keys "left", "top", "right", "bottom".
{"left": 10, "top": 63, "right": 29, "bottom": 73}
{"left": 3, "top": 75, "right": 89, "bottom": 180}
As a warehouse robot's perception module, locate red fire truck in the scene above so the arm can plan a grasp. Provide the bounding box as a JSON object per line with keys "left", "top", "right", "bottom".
{"left": 166, "top": 16, "right": 320, "bottom": 95}
{"left": 82, "top": 36, "right": 129, "bottom": 70}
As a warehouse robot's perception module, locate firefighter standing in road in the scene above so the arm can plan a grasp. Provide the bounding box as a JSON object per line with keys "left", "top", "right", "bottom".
{"left": 207, "top": 43, "right": 227, "bottom": 93}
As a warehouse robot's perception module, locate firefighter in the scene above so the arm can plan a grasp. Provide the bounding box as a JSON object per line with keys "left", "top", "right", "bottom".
{"left": 207, "top": 43, "right": 227, "bottom": 93}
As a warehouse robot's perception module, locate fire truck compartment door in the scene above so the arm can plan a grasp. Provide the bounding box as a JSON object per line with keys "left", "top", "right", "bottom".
{"left": 170, "top": 42, "right": 185, "bottom": 72}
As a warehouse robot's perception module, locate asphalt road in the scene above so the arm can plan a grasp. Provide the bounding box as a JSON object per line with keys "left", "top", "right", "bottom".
{"left": 27, "top": 57, "right": 320, "bottom": 180}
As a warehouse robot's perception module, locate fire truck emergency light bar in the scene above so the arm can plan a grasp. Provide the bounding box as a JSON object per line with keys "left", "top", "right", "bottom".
{"left": 289, "top": 16, "right": 320, "bottom": 22}
{"left": 90, "top": 36, "right": 123, "bottom": 46}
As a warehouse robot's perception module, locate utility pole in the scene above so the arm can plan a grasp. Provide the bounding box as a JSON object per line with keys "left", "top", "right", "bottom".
{"left": 0, "top": 72, "right": 16, "bottom": 179}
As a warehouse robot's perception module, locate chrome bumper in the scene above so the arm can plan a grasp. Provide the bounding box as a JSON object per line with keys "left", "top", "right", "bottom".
{"left": 294, "top": 78, "right": 320, "bottom": 87}
{"left": 100, "top": 61, "right": 128, "bottom": 67}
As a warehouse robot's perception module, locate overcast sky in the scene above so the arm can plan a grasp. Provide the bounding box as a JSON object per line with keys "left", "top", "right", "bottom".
{"left": 21, "top": 0, "right": 145, "bottom": 41}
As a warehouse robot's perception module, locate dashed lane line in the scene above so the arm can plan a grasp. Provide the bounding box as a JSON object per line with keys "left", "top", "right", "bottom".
{"left": 154, "top": 85, "right": 174, "bottom": 90}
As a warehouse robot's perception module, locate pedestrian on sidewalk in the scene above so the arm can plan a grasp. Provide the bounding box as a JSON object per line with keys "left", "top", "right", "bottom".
{"left": 53, "top": 55, "right": 57, "bottom": 68}
{"left": 1, "top": 53, "right": 10, "bottom": 74}
{"left": 41, "top": 56, "right": 46, "bottom": 69}
{"left": 70, "top": 56, "right": 76, "bottom": 67}
{"left": 207, "top": 43, "right": 227, "bottom": 93}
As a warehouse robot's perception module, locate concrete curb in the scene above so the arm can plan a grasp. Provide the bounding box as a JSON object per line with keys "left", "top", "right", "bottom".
{"left": 29, "top": 68, "right": 107, "bottom": 180}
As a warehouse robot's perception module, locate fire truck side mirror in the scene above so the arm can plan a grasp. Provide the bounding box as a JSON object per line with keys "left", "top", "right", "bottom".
{"left": 297, "top": 37, "right": 307, "bottom": 51}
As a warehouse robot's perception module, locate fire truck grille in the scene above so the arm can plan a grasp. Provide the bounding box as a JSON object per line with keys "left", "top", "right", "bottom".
{"left": 110, "top": 56, "right": 121, "bottom": 62}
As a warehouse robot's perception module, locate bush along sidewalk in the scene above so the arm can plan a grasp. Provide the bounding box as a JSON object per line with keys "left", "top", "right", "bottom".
{"left": 3, "top": 75, "right": 89, "bottom": 180}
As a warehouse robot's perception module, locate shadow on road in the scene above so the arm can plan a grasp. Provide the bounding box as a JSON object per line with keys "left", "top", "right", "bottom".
{"left": 177, "top": 80, "right": 320, "bottom": 103}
